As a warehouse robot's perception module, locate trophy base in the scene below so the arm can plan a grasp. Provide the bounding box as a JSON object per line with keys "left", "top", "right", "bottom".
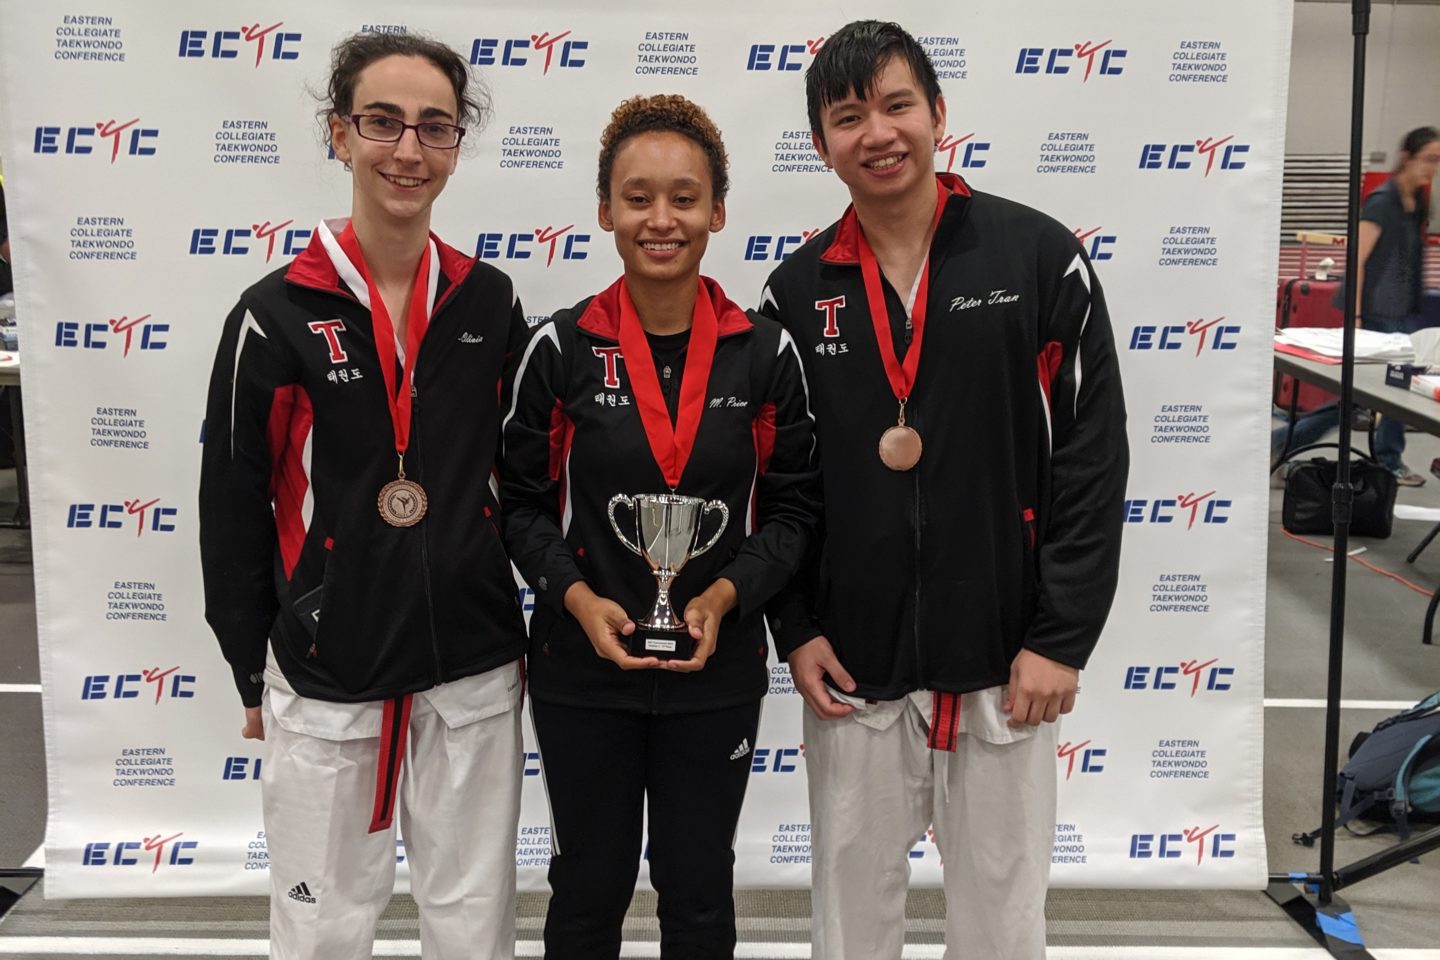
{"left": 628, "top": 626, "right": 695, "bottom": 661}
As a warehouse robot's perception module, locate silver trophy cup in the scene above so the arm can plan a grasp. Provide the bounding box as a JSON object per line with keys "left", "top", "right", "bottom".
{"left": 607, "top": 492, "right": 729, "bottom": 658}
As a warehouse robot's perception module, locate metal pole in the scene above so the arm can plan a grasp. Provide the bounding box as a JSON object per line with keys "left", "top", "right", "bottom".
{"left": 1317, "top": 0, "right": 1370, "bottom": 907}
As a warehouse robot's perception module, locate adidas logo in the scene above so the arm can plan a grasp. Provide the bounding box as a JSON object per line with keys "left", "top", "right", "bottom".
{"left": 287, "top": 881, "right": 316, "bottom": 904}
{"left": 729, "top": 738, "right": 750, "bottom": 761}
{"left": 458, "top": 332, "right": 485, "bottom": 344}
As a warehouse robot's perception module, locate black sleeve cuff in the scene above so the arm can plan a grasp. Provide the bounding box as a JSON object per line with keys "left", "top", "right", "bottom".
{"left": 233, "top": 664, "right": 265, "bottom": 708}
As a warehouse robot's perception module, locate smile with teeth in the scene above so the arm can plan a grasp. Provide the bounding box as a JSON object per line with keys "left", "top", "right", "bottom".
{"left": 382, "top": 173, "right": 426, "bottom": 187}
{"left": 640, "top": 241, "right": 683, "bottom": 251}
{"left": 866, "top": 155, "right": 904, "bottom": 170}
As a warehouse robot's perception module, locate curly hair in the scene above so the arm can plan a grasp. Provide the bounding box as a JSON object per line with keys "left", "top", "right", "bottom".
{"left": 596, "top": 94, "right": 730, "bottom": 201}
{"left": 316, "top": 32, "right": 491, "bottom": 146}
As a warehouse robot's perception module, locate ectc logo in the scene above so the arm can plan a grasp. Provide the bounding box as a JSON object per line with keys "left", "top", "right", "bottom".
{"left": 1123, "top": 659, "right": 1236, "bottom": 695}
{"left": 81, "top": 667, "right": 197, "bottom": 702}
{"left": 67, "top": 499, "right": 179, "bottom": 536}
{"left": 1129, "top": 825, "right": 1235, "bottom": 864}
{"left": 743, "top": 230, "right": 819, "bottom": 262}
{"left": 476, "top": 226, "right": 589, "bottom": 266}
{"left": 523, "top": 752, "right": 542, "bottom": 777}
{"left": 936, "top": 133, "right": 990, "bottom": 172}
{"left": 1139, "top": 137, "right": 1249, "bottom": 176}
{"left": 33, "top": 119, "right": 158, "bottom": 162}
{"left": 222, "top": 756, "right": 262, "bottom": 780}
{"left": 751, "top": 746, "right": 801, "bottom": 774}
{"left": 83, "top": 834, "right": 198, "bottom": 872}
{"left": 1073, "top": 227, "right": 1116, "bottom": 262}
{"left": 1015, "top": 41, "right": 1126, "bottom": 80}
{"left": 1123, "top": 491, "right": 1231, "bottom": 528}
{"left": 469, "top": 32, "right": 588, "bottom": 73}
{"left": 746, "top": 37, "right": 825, "bottom": 71}
{"left": 1128, "top": 318, "right": 1239, "bottom": 355}
{"left": 1057, "top": 740, "right": 1107, "bottom": 779}
{"left": 55, "top": 315, "right": 168, "bottom": 357}
{"left": 189, "top": 220, "right": 310, "bottom": 262}
{"left": 178, "top": 22, "right": 301, "bottom": 65}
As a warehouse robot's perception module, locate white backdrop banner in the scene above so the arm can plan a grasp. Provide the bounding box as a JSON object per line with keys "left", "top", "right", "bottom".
{"left": 0, "top": 0, "right": 1289, "bottom": 897}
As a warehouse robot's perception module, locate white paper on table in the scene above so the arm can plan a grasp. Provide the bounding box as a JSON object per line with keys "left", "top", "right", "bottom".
{"left": 1273, "top": 328, "right": 1415, "bottom": 362}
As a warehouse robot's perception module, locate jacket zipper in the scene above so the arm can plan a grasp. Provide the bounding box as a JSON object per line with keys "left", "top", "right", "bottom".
{"left": 411, "top": 381, "right": 445, "bottom": 687}
{"left": 913, "top": 442, "right": 925, "bottom": 686}
{"left": 289, "top": 267, "right": 460, "bottom": 687}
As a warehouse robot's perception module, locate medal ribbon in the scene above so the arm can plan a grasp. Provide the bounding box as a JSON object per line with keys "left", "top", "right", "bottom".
{"left": 335, "top": 223, "right": 432, "bottom": 465}
{"left": 856, "top": 178, "right": 948, "bottom": 405}
{"left": 616, "top": 278, "right": 719, "bottom": 490}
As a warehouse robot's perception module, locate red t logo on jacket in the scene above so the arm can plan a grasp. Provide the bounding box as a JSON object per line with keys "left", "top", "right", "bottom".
{"left": 592, "top": 345, "right": 624, "bottom": 388}
{"left": 307, "top": 320, "right": 348, "bottom": 363}
{"left": 815, "top": 296, "right": 845, "bottom": 338}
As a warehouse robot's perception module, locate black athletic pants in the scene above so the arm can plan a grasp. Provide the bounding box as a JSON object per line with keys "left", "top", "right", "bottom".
{"left": 531, "top": 698, "right": 762, "bottom": 960}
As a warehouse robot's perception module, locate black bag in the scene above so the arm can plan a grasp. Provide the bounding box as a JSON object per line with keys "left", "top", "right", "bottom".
{"left": 1282, "top": 455, "right": 1396, "bottom": 538}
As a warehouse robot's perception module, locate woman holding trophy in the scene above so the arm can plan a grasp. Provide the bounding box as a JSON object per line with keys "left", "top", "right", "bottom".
{"left": 500, "top": 94, "right": 820, "bottom": 959}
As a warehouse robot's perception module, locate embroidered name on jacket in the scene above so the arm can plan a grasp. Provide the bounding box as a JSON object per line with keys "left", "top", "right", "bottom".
{"left": 950, "top": 290, "right": 1021, "bottom": 311}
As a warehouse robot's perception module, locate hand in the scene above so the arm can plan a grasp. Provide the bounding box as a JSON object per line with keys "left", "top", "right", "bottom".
{"left": 1003, "top": 649, "right": 1078, "bottom": 727}
{"left": 564, "top": 581, "right": 658, "bottom": 670}
{"left": 786, "top": 635, "right": 857, "bottom": 719}
{"left": 668, "top": 578, "right": 738, "bottom": 672}
{"left": 241, "top": 706, "right": 265, "bottom": 741}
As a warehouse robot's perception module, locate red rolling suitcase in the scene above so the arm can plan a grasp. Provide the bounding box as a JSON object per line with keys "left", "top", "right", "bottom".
{"left": 1274, "top": 277, "right": 1344, "bottom": 412}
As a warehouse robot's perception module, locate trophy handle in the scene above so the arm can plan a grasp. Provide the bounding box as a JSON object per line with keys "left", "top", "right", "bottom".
{"left": 689, "top": 500, "right": 730, "bottom": 558}
{"left": 606, "top": 493, "right": 644, "bottom": 557}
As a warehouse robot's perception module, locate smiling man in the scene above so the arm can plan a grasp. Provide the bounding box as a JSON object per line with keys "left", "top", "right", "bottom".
{"left": 760, "top": 20, "right": 1129, "bottom": 960}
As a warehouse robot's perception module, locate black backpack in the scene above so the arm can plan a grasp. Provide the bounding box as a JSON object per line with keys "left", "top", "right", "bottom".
{"left": 1295, "top": 692, "right": 1440, "bottom": 845}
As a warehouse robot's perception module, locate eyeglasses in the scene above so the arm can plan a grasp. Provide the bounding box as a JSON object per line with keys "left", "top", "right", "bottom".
{"left": 348, "top": 114, "right": 465, "bottom": 150}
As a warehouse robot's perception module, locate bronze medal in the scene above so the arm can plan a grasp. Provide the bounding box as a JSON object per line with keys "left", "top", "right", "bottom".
{"left": 378, "top": 477, "right": 428, "bottom": 527}
{"left": 879, "top": 423, "right": 922, "bottom": 471}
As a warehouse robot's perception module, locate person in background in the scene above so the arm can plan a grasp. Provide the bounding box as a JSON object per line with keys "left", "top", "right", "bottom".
{"left": 199, "top": 33, "right": 528, "bottom": 960}
{"left": 1346, "top": 125, "right": 1440, "bottom": 486}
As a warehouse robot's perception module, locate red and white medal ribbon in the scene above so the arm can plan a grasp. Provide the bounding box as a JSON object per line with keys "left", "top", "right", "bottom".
{"left": 856, "top": 178, "right": 948, "bottom": 471}
{"left": 335, "top": 223, "right": 433, "bottom": 526}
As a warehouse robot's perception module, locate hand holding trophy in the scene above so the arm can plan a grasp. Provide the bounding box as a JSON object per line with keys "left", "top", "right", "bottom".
{"left": 607, "top": 492, "right": 729, "bottom": 660}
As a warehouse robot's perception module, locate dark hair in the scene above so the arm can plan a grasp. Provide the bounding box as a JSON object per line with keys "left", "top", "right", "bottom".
{"left": 1395, "top": 126, "right": 1440, "bottom": 172}
{"left": 317, "top": 32, "right": 490, "bottom": 144}
{"left": 596, "top": 94, "right": 730, "bottom": 201}
{"left": 805, "top": 20, "right": 941, "bottom": 147}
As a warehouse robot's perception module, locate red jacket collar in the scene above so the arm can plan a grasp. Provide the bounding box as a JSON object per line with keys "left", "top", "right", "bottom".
{"left": 819, "top": 173, "right": 971, "bottom": 265}
{"left": 577, "top": 275, "right": 754, "bottom": 341}
{"left": 285, "top": 222, "right": 477, "bottom": 302}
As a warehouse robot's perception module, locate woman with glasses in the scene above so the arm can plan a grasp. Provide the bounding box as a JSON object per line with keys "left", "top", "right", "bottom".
{"left": 500, "top": 94, "right": 821, "bottom": 959}
{"left": 199, "top": 32, "right": 529, "bottom": 960}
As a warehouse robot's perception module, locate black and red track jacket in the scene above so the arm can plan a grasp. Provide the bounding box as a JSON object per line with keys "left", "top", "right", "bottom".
{"left": 199, "top": 223, "right": 529, "bottom": 707}
{"left": 499, "top": 277, "right": 821, "bottom": 714}
{"left": 760, "top": 174, "right": 1129, "bottom": 701}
